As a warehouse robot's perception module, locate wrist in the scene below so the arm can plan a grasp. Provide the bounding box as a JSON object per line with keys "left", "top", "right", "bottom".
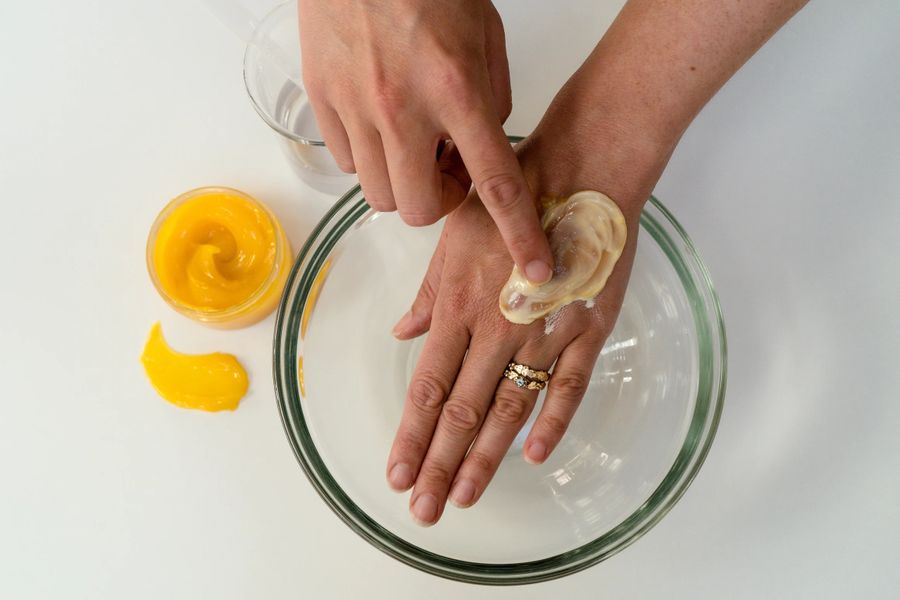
{"left": 522, "top": 83, "right": 676, "bottom": 220}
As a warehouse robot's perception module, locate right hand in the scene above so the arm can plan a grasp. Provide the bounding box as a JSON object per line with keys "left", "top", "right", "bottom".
{"left": 298, "top": 0, "right": 554, "bottom": 283}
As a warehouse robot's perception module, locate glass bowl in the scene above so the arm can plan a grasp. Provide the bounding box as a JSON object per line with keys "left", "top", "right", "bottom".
{"left": 273, "top": 186, "right": 726, "bottom": 584}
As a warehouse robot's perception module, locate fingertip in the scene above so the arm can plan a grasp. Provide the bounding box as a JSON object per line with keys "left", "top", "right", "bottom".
{"left": 393, "top": 328, "right": 427, "bottom": 341}
{"left": 524, "top": 260, "right": 553, "bottom": 285}
{"left": 448, "top": 479, "right": 477, "bottom": 508}
{"left": 391, "top": 310, "right": 412, "bottom": 338}
{"left": 398, "top": 210, "right": 442, "bottom": 228}
{"left": 366, "top": 196, "right": 397, "bottom": 213}
{"left": 410, "top": 493, "right": 440, "bottom": 527}
{"left": 524, "top": 440, "right": 547, "bottom": 465}
{"left": 387, "top": 463, "right": 414, "bottom": 492}
{"left": 392, "top": 310, "right": 431, "bottom": 340}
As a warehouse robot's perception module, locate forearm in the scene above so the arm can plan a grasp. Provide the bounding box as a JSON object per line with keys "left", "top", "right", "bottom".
{"left": 527, "top": 0, "right": 808, "bottom": 210}
{"left": 592, "top": 0, "right": 807, "bottom": 143}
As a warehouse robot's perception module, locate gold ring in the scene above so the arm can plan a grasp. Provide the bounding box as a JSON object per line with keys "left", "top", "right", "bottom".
{"left": 507, "top": 361, "right": 550, "bottom": 382}
{"left": 502, "top": 361, "right": 551, "bottom": 391}
{"left": 502, "top": 369, "right": 547, "bottom": 390}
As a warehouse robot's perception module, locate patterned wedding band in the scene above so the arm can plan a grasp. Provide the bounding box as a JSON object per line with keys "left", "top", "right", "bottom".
{"left": 502, "top": 369, "right": 547, "bottom": 390}
{"left": 501, "top": 361, "right": 551, "bottom": 390}
{"left": 507, "top": 361, "right": 550, "bottom": 383}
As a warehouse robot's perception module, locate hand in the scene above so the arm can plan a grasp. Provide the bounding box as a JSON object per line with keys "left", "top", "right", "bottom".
{"left": 386, "top": 106, "right": 671, "bottom": 524}
{"left": 298, "top": 0, "right": 554, "bottom": 283}
{"left": 382, "top": 0, "right": 807, "bottom": 526}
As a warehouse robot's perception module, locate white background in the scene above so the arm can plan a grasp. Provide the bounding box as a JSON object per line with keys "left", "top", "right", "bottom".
{"left": 1, "top": 1, "right": 898, "bottom": 598}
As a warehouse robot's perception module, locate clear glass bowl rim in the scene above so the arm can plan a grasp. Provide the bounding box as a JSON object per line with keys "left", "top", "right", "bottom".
{"left": 272, "top": 186, "right": 727, "bottom": 585}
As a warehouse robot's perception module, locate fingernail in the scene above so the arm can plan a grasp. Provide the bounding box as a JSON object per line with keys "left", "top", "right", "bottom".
{"left": 391, "top": 310, "right": 412, "bottom": 337}
{"left": 525, "top": 260, "right": 553, "bottom": 284}
{"left": 388, "top": 463, "right": 413, "bottom": 491}
{"left": 411, "top": 494, "right": 439, "bottom": 526}
{"left": 525, "top": 441, "right": 547, "bottom": 465}
{"left": 449, "top": 479, "right": 476, "bottom": 508}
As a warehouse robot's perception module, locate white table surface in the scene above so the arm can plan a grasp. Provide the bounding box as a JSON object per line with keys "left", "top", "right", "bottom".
{"left": 1, "top": 1, "right": 898, "bottom": 598}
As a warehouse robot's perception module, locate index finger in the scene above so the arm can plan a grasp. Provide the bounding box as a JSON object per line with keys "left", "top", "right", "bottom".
{"left": 446, "top": 109, "right": 554, "bottom": 284}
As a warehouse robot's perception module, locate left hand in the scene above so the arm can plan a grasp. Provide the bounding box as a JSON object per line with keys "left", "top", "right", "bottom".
{"left": 386, "top": 115, "right": 668, "bottom": 524}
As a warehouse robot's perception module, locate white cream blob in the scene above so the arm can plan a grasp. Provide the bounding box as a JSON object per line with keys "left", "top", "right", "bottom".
{"left": 499, "top": 191, "right": 627, "bottom": 325}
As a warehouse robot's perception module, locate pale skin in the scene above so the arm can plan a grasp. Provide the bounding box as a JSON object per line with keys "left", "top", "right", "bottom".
{"left": 300, "top": 0, "right": 808, "bottom": 525}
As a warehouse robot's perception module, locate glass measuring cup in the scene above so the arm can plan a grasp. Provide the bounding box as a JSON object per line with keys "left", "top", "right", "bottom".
{"left": 241, "top": 1, "right": 357, "bottom": 194}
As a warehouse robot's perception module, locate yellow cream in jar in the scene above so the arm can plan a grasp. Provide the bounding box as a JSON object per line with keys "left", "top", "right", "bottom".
{"left": 147, "top": 187, "right": 291, "bottom": 328}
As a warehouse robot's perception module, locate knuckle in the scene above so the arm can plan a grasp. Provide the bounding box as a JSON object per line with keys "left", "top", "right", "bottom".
{"left": 441, "top": 400, "right": 482, "bottom": 434}
{"left": 436, "top": 59, "right": 475, "bottom": 101}
{"left": 487, "top": 315, "right": 515, "bottom": 337}
{"left": 540, "top": 413, "right": 570, "bottom": 439}
{"left": 408, "top": 374, "right": 449, "bottom": 414}
{"left": 491, "top": 391, "right": 531, "bottom": 425}
{"left": 419, "top": 463, "right": 454, "bottom": 487}
{"left": 465, "top": 450, "right": 496, "bottom": 475}
{"left": 301, "top": 71, "right": 326, "bottom": 96}
{"left": 551, "top": 372, "right": 591, "bottom": 401}
{"left": 442, "top": 285, "right": 472, "bottom": 314}
{"left": 326, "top": 80, "right": 356, "bottom": 107}
{"left": 476, "top": 172, "right": 524, "bottom": 214}
{"left": 395, "top": 431, "right": 429, "bottom": 460}
{"left": 371, "top": 84, "right": 405, "bottom": 121}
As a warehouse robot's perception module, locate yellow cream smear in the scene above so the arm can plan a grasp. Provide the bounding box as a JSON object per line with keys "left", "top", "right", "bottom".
{"left": 297, "top": 259, "right": 332, "bottom": 398}
{"left": 499, "top": 191, "right": 627, "bottom": 325}
{"left": 151, "top": 188, "right": 291, "bottom": 328}
{"left": 141, "top": 322, "right": 249, "bottom": 411}
{"left": 301, "top": 258, "right": 332, "bottom": 339}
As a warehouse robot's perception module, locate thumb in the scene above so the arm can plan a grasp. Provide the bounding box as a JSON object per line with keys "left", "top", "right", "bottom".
{"left": 392, "top": 228, "right": 447, "bottom": 340}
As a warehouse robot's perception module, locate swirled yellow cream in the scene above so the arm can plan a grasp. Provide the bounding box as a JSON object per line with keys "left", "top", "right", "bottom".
{"left": 148, "top": 187, "right": 291, "bottom": 328}
{"left": 140, "top": 322, "right": 248, "bottom": 411}
{"left": 499, "top": 191, "right": 627, "bottom": 325}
